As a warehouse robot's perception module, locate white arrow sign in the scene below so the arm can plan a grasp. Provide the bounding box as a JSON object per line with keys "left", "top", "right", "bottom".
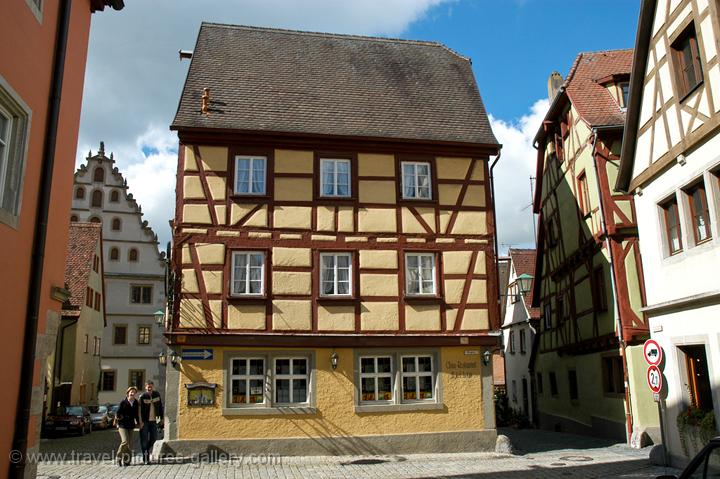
{"left": 181, "top": 349, "right": 213, "bottom": 360}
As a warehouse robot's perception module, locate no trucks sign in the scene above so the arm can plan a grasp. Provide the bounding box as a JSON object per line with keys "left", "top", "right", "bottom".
{"left": 643, "top": 339, "right": 662, "bottom": 366}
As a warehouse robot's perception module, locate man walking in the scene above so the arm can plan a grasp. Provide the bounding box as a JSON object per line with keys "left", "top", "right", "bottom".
{"left": 138, "top": 380, "right": 163, "bottom": 464}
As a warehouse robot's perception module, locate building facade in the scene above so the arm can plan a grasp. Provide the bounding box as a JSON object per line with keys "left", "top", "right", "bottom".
{"left": 71, "top": 145, "right": 166, "bottom": 404}
{"left": 532, "top": 50, "right": 658, "bottom": 444}
{"left": 163, "top": 23, "right": 501, "bottom": 455}
{"left": 47, "top": 222, "right": 105, "bottom": 412}
{"left": 501, "top": 249, "right": 539, "bottom": 423}
{"left": 617, "top": 0, "right": 720, "bottom": 465}
{"left": 0, "top": 1, "right": 123, "bottom": 476}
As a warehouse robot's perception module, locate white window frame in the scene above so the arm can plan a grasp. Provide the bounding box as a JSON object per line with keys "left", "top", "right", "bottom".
{"left": 400, "top": 355, "right": 435, "bottom": 403}
{"left": 0, "top": 76, "right": 31, "bottom": 229}
{"left": 234, "top": 155, "right": 267, "bottom": 195}
{"left": 228, "top": 357, "right": 267, "bottom": 406}
{"left": 319, "top": 252, "right": 352, "bottom": 296}
{"left": 401, "top": 161, "right": 432, "bottom": 200}
{"left": 230, "top": 251, "right": 265, "bottom": 296}
{"left": 358, "top": 356, "right": 394, "bottom": 404}
{"left": 273, "top": 357, "right": 310, "bottom": 406}
{"left": 320, "top": 158, "right": 351, "bottom": 197}
{"left": 405, "top": 252, "right": 436, "bottom": 296}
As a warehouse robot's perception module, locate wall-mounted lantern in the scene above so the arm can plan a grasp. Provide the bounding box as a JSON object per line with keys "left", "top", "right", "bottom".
{"left": 154, "top": 309, "right": 165, "bottom": 325}
{"left": 517, "top": 273, "right": 534, "bottom": 295}
{"left": 330, "top": 351, "right": 339, "bottom": 370}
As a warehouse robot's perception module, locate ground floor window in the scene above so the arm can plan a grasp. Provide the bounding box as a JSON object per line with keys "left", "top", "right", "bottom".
{"left": 602, "top": 355, "right": 624, "bottom": 395}
{"left": 549, "top": 371, "right": 558, "bottom": 397}
{"left": 680, "top": 345, "right": 713, "bottom": 411}
{"left": 100, "top": 370, "right": 116, "bottom": 391}
{"left": 360, "top": 356, "right": 393, "bottom": 402}
{"left": 128, "top": 369, "right": 145, "bottom": 390}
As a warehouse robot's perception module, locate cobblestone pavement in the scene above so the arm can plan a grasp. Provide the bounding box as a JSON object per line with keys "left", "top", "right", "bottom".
{"left": 35, "top": 428, "right": 682, "bottom": 478}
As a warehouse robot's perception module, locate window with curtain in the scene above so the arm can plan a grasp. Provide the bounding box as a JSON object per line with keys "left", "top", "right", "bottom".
{"left": 274, "top": 358, "right": 309, "bottom": 404}
{"left": 359, "top": 356, "right": 393, "bottom": 402}
{"left": 320, "top": 159, "right": 351, "bottom": 197}
{"left": 230, "top": 358, "right": 266, "bottom": 405}
{"left": 234, "top": 156, "right": 266, "bottom": 195}
{"left": 401, "top": 355, "right": 434, "bottom": 401}
{"left": 231, "top": 251, "right": 264, "bottom": 295}
{"left": 405, "top": 253, "right": 435, "bottom": 295}
{"left": 320, "top": 252, "right": 351, "bottom": 296}
{"left": 401, "top": 162, "right": 432, "bottom": 199}
{"left": 661, "top": 197, "right": 682, "bottom": 255}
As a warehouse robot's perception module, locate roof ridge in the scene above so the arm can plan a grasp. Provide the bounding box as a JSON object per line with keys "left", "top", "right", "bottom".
{"left": 563, "top": 48, "right": 633, "bottom": 86}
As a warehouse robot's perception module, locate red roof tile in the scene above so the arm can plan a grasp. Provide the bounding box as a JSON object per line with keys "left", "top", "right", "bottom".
{"left": 63, "top": 223, "right": 101, "bottom": 310}
{"left": 509, "top": 248, "right": 540, "bottom": 319}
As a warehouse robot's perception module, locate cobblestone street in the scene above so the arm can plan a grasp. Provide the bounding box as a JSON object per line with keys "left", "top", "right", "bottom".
{"left": 35, "top": 429, "right": 681, "bottom": 478}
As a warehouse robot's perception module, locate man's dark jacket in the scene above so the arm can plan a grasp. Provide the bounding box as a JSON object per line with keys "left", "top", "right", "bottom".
{"left": 139, "top": 390, "right": 164, "bottom": 423}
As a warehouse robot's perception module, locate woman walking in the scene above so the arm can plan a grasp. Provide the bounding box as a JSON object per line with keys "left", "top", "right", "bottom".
{"left": 116, "top": 386, "right": 143, "bottom": 466}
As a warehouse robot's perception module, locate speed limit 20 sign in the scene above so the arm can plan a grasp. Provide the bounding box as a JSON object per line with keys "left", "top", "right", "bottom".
{"left": 647, "top": 365, "right": 663, "bottom": 394}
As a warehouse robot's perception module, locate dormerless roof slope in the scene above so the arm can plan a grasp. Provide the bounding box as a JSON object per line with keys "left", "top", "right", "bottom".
{"left": 171, "top": 23, "right": 498, "bottom": 146}
{"left": 63, "top": 223, "right": 101, "bottom": 310}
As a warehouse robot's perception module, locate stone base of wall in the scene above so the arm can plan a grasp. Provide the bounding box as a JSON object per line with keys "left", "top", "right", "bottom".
{"left": 156, "top": 429, "right": 497, "bottom": 458}
{"left": 538, "top": 412, "right": 626, "bottom": 442}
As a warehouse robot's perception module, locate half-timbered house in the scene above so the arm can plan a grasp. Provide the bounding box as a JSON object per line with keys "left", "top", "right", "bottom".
{"left": 617, "top": 0, "right": 720, "bottom": 465}
{"left": 532, "top": 49, "right": 658, "bottom": 444}
{"left": 162, "top": 23, "right": 501, "bottom": 455}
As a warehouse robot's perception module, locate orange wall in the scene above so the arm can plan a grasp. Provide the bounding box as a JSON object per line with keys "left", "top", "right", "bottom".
{"left": 0, "top": 0, "right": 92, "bottom": 476}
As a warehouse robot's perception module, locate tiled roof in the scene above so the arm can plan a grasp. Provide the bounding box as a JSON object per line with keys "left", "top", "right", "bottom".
{"left": 564, "top": 49, "right": 633, "bottom": 127}
{"left": 172, "top": 23, "right": 498, "bottom": 146}
{"left": 509, "top": 248, "right": 540, "bottom": 319}
{"left": 63, "top": 223, "right": 101, "bottom": 310}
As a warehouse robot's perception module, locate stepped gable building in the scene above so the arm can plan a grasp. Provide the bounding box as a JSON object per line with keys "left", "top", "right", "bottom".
{"left": 617, "top": 0, "right": 720, "bottom": 466}
{"left": 531, "top": 49, "right": 658, "bottom": 444}
{"left": 71, "top": 143, "right": 167, "bottom": 404}
{"left": 164, "top": 23, "right": 501, "bottom": 455}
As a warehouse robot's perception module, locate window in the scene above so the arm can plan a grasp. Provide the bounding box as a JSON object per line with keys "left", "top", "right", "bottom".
{"left": 229, "top": 358, "right": 266, "bottom": 405}
{"left": 568, "top": 370, "right": 579, "bottom": 401}
{"left": 359, "top": 356, "right": 393, "bottom": 402}
{"left": 671, "top": 23, "right": 703, "bottom": 99}
{"left": 602, "top": 355, "right": 624, "bottom": 395}
{"left": 109, "top": 247, "right": 119, "bottom": 261}
{"left": 555, "top": 295, "right": 565, "bottom": 324}
{"left": 234, "top": 156, "right": 266, "bottom": 195}
{"left": 128, "top": 369, "right": 145, "bottom": 390}
{"left": 274, "top": 358, "right": 309, "bottom": 404}
{"left": 320, "top": 159, "right": 351, "bottom": 197}
{"left": 0, "top": 82, "right": 30, "bottom": 227}
{"left": 520, "top": 329, "right": 527, "bottom": 354}
{"left": 70, "top": 215, "right": 79, "bottom": 222}
{"left": 93, "top": 255, "right": 99, "bottom": 273}
{"left": 94, "top": 291, "right": 101, "bottom": 311}
{"left": 93, "top": 337, "right": 101, "bottom": 356}
{"left": 577, "top": 172, "right": 590, "bottom": 216}
{"left": 113, "top": 325, "right": 127, "bottom": 345}
{"left": 619, "top": 82, "right": 630, "bottom": 108}
{"left": 83, "top": 334, "right": 89, "bottom": 353}
{"left": 100, "top": 370, "right": 115, "bottom": 391}
{"left": 85, "top": 287, "right": 93, "bottom": 307}
{"left": 661, "top": 197, "right": 683, "bottom": 255}
{"left": 510, "top": 283, "right": 520, "bottom": 303}
{"left": 509, "top": 330, "right": 516, "bottom": 354}
{"left": 91, "top": 190, "right": 103, "bottom": 208}
{"left": 680, "top": 345, "right": 713, "bottom": 411}
{"left": 320, "top": 253, "right": 352, "bottom": 296}
{"left": 547, "top": 218, "right": 558, "bottom": 247}
{"left": 536, "top": 373, "right": 544, "bottom": 395}
{"left": 543, "top": 303, "right": 552, "bottom": 330}
{"left": 111, "top": 218, "right": 121, "bottom": 231}
{"left": 75, "top": 187, "right": 85, "bottom": 199}
{"left": 110, "top": 190, "right": 119, "bottom": 202}
{"left": 401, "top": 161, "right": 432, "bottom": 200}
{"left": 93, "top": 167, "right": 105, "bottom": 183}
{"left": 128, "top": 248, "right": 139, "bottom": 262}
{"left": 549, "top": 371, "right": 558, "bottom": 397}
{"left": 137, "top": 326, "right": 151, "bottom": 345}
{"left": 405, "top": 253, "right": 436, "bottom": 295}
{"left": 231, "top": 251, "right": 264, "bottom": 296}
{"left": 511, "top": 380, "right": 517, "bottom": 403}
{"left": 130, "top": 285, "right": 153, "bottom": 304}
{"left": 89, "top": 216, "right": 101, "bottom": 224}
{"left": 593, "top": 267, "right": 608, "bottom": 311}
{"left": 686, "top": 181, "right": 712, "bottom": 243}
{"left": 401, "top": 355, "right": 434, "bottom": 401}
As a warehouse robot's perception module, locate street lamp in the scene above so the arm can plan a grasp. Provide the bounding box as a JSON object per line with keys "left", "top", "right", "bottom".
{"left": 158, "top": 350, "right": 167, "bottom": 366}
{"left": 170, "top": 350, "right": 180, "bottom": 367}
{"left": 517, "top": 273, "right": 534, "bottom": 295}
{"left": 330, "top": 351, "right": 339, "bottom": 370}
{"left": 154, "top": 309, "right": 165, "bottom": 325}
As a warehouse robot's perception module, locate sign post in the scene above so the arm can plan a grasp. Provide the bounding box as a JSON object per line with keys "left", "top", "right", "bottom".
{"left": 643, "top": 339, "right": 667, "bottom": 466}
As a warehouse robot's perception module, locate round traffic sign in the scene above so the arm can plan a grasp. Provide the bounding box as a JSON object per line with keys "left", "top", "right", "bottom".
{"left": 647, "top": 365, "right": 662, "bottom": 394}
{"left": 643, "top": 339, "right": 662, "bottom": 366}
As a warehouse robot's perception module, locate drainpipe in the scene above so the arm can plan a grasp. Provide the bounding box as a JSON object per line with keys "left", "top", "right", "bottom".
{"left": 590, "top": 127, "right": 634, "bottom": 443}
{"left": 11, "top": 1, "right": 72, "bottom": 477}
{"left": 489, "top": 152, "right": 502, "bottom": 331}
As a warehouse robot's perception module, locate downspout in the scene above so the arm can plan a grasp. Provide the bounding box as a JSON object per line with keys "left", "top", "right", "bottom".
{"left": 590, "top": 127, "right": 634, "bottom": 443}
{"left": 490, "top": 152, "right": 502, "bottom": 331}
{"left": 11, "top": 1, "right": 72, "bottom": 477}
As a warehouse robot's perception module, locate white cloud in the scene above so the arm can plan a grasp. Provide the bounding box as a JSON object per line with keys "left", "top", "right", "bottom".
{"left": 490, "top": 98, "right": 549, "bottom": 254}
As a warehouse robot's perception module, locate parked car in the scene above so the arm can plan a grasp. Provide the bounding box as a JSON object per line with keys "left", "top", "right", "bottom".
{"left": 657, "top": 436, "right": 720, "bottom": 478}
{"left": 105, "top": 403, "right": 119, "bottom": 421}
{"left": 44, "top": 405, "right": 92, "bottom": 436}
{"left": 88, "top": 405, "right": 110, "bottom": 429}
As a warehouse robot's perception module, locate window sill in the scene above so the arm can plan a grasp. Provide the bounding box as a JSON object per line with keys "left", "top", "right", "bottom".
{"left": 227, "top": 295, "right": 267, "bottom": 303}
{"left": 354, "top": 402, "right": 444, "bottom": 413}
{"left": 398, "top": 198, "right": 437, "bottom": 205}
{"left": 222, "top": 406, "right": 317, "bottom": 416}
{"left": 229, "top": 194, "right": 271, "bottom": 201}
{"left": 317, "top": 296, "right": 358, "bottom": 304}
{"left": 404, "top": 295, "right": 442, "bottom": 303}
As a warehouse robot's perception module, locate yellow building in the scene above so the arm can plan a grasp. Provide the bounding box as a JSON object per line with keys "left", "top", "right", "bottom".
{"left": 162, "top": 23, "right": 501, "bottom": 455}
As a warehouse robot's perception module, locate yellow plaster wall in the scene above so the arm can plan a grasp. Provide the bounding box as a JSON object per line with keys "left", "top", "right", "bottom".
{"left": 462, "top": 185, "right": 486, "bottom": 208}
{"left": 438, "top": 184, "right": 462, "bottom": 206}
{"left": 443, "top": 251, "right": 472, "bottom": 274}
{"left": 202, "top": 271, "right": 224, "bottom": 294}
{"left": 451, "top": 211, "right": 487, "bottom": 235}
{"left": 275, "top": 149, "right": 313, "bottom": 173}
{"left": 199, "top": 146, "right": 229, "bottom": 172}
{"left": 436, "top": 157, "right": 471, "bottom": 179}
{"left": 182, "top": 246, "right": 191, "bottom": 264}
{"left": 272, "top": 300, "right": 312, "bottom": 330}
{"left": 317, "top": 305, "right": 355, "bottom": 331}
{"left": 467, "top": 280, "right": 487, "bottom": 303}
{"left": 245, "top": 206, "right": 268, "bottom": 227}
{"left": 316, "top": 206, "right": 334, "bottom": 231}
{"left": 272, "top": 271, "right": 312, "bottom": 295}
{"left": 183, "top": 205, "right": 212, "bottom": 224}
{"left": 358, "top": 180, "right": 396, "bottom": 204}
{"left": 471, "top": 162, "right": 485, "bottom": 181}
{"left": 405, "top": 304, "right": 441, "bottom": 330}
{"left": 179, "top": 299, "right": 206, "bottom": 328}
{"left": 360, "top": 302, "right": 399, "bottom": 330}
{"left": 183, "top": 146, "right": 198, "bottom": 171}
{"left": 401, "top": 208, "right": 426, "bottom": 234}
{"left": 359, "top": 250, "right": 397, "bottom": 269}
{"left": 227, "top": 304, "right": 266, "bottom": 330}
{"left": 461, "top": 309, "right": 489, "bottom": 330}
{"left": 275, "top": 178, "right": 313, "bottom": 201}
{"left": 358, "top": 153, "right": 395, "bottom": 176}
{"left": 231, "top": 204, "right": 258, "bottom": 226}
{"left": 443, "top": 279, "right": 465, "bottom": 304}
{"left": 209, "top": 300, "right": 223, "bottom": 329}
{"left": 196, "top": 244, "right": 225, "bottom": 264}
{"left": 474, "top": 252, "right": 487, "bottom": 274}
{"left": 183, "top": 176, "right": 205, "bottom": 199}
{"left": 274, "top": 206, "right": 312, "bottom": 230}
{"left": 176, "top": 346, "right": 485, "bottom": 439}
{"left": 272, "top": 247, "right": 311, "bottom": 267}
{"left": 338, "top": 207, "right": 354, "bottom": 232}
{"left": 207, "top": 176, "right": 226, "bottom": 200}
{"left": 360, "top": 274, "right": 399, "bottom": 296}
{"left": 358, "top": 208, "right": 397, "bottom": 233}
{"left": 182, "top": 269, "right": 199, "bottom": 294}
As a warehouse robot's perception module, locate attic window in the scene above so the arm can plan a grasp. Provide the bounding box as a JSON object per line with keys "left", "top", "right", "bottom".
{"left": 94, "top": 167, "right": 105, "bottom": 183}
{"left": 110, "top": 190, "right": 120, "bottom": 202}
{"left": 619, "top": 82, "right": 630, "bottom": 109}
{"left": 671, "top": 23, "right": 703, "bottom": 100}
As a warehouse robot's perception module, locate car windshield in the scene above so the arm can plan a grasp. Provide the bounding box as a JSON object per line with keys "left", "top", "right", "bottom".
{"left": 88, "top": 406, "right": 107, "bottom": 413}
{"left": 61, "top": 406, "right": 84, "bottom": 416}
{"left": 110, "top": 405, "right": 119, "bottom": 412}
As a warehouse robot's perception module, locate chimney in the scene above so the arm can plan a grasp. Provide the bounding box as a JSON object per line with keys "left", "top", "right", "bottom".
{"left": 548, "top": 71, "right": 563, "bottom": 101}
{"left": 201, "top": 88, "right": 210, "bottom": 115}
